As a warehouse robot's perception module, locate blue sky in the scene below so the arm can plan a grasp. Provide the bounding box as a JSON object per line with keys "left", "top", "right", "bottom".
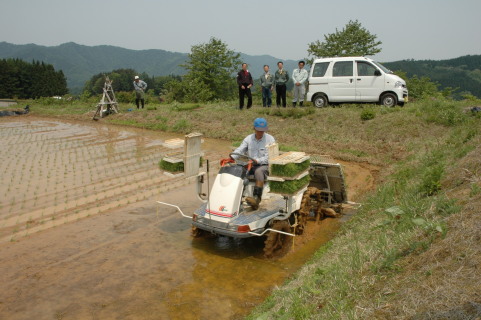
{"left": 0, "top": 0, "right": 480, "bottom": 62}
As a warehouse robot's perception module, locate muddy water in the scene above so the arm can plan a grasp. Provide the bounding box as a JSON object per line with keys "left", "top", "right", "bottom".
{"left": 0, "top": 117, "right": 229, "bottom": 242}
{"left": 0, "top": 117, "right": 374, "bottom": 320}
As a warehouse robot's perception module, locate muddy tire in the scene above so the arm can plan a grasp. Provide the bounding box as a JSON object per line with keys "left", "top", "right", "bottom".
{"left": 380, "top": 93, "right": 397, "bottom": 107}
{"left": 191, "top": 226, "right": 206, "bottom": 238}
{"left": 313, "top": 94, "right": 328, "bottom": 108}
{"left": 263, "top": 220, "right": 293, "bottom": 259}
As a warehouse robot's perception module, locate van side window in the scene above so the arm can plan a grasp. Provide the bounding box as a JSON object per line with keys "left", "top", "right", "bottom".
{"left": 357, "top": 61, "right": 378, "bottom": 76}
{"left": 312, "top": 62, "right": 329, "bottom": 77}
{"left": 332, "top": 61, "right": 353, "bottom": 77}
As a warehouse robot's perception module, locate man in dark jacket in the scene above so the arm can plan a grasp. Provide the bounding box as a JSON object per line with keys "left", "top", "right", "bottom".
{"left": 274, "top": 61, "right": 289, "bottom": 107}
{"left": 237, "top": 63, "right": 253, "bottom": 109}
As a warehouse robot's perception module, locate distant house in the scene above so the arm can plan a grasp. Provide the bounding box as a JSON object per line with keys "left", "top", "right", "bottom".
{"left": 0, "top": 99, "right": 17, "bottom": 107}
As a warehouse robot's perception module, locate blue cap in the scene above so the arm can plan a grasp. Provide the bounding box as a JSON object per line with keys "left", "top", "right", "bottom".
{"left": 254, "top": 118, "right": 268, "bottom": 131}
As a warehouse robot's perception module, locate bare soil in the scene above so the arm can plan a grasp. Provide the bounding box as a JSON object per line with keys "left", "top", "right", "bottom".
{"left": 0, "top": 117, "right": 378, "bottom": 320}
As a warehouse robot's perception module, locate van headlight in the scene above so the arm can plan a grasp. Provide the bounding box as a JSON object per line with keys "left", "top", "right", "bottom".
{"left": 395, "top": 81, "right": 403, "bottom": 88}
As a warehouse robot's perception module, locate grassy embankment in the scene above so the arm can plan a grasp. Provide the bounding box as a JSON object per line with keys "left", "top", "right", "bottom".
{"left": 13, "top": 97, "right": 481, "bottom": 318}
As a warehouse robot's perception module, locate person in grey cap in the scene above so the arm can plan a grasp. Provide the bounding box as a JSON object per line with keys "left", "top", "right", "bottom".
{"left": 232, "top": 117, "right": 275, "bottom": 210}
{"left": 133, "top": 76, "right": 147, "bottom": 109}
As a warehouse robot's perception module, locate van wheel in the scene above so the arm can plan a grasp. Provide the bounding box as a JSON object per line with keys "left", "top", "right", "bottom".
{"left": 380, "top": 93, "right": 397, "bottom": 107}
{"left": 313, "top": 94, "right": 328, "bottom": 108}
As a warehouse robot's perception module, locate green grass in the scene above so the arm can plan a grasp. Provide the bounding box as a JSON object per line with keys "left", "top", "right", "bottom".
{"left": 171, "top": 103, "right": 201, "bottom": 112}
{"left": 246, "top": 102, "right": 479, "bottom": 319}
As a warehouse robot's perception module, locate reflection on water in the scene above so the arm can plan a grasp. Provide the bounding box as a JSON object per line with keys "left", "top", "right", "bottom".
{"left": 0, "top": 118, "right": 351, "bottom": 320}
{"left": 162, "top": 217, "right": 342, "bottom": 320}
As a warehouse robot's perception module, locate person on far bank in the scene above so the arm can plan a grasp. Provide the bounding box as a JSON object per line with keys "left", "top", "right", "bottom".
{"left": 274, "top": 61, "right": 289, "bottom": 107}
{"left": 292, "top": 61, "right": 308, "bottom": 107}
{"left": 260, "top": 65, "right": 274, "bottom": 107}
{"left": 237, "top": 63, "right": 253, "bottom": 109}
{"left": 133, "top": 76, "right": 147, "bottom": 109}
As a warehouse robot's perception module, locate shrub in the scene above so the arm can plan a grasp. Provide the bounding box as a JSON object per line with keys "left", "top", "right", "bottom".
{"left": 418, "top": 164, "right": 444, "bottom": 196}
{"left": 420, "top": 100, "right": 467, "bottom": 126}
{"left": 360, "top": 108, "right": 376, "bottom": 121}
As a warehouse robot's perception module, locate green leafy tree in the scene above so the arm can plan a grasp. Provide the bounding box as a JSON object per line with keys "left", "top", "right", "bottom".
{"left": 181, "top": 37, "right": 241, "bottom": 101}
{"left": 307, "top": 20, "right": 382, "bottom": 63}
{"left": 395, "top": 70, "right": 450, "bottom": 99}
{"left": 83, "top": 68, "right": 137, "bottom": 95}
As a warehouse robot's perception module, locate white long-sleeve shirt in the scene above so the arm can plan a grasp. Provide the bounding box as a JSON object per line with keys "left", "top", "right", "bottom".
{"left": 292, "top": 68, "right": 308, "bottom": 85}
{"left": 233, "top": 133, "right": 275, "bottom": 165}
{"left": 133, "top": 80, "right": 147, "bottom": 92}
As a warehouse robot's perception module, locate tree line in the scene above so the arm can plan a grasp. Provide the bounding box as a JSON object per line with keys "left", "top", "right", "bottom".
{"left": 0, "top": 58, "right": 68, "bottom": 99}
{"left": 83, "top": 68, "right": 181, "bottom": 98}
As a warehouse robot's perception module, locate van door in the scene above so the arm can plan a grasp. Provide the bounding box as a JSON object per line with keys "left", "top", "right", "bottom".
{"left": 355, "top": 60, "right": 385, "bottom": 102}
{"left": 308, "top": 61, "right": 330, "bottom": 97}
{"left": 330, "top": 61, "right": 356, "bottom": 102}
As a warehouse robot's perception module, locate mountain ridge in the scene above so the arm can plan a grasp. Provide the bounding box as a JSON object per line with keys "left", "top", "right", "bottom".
{"left": 0, "top": 42, "right": 299, "bottom": 93}
{"left": 1, "top": 42, "right": 480, "bottom": 97}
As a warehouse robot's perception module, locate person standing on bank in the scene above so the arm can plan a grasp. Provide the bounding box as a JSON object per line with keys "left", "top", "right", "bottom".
{"left": 292, "top": 61, "right": 308, "bottom": 107}
{"left": 274, "top": 61, "right": 289, "bottom": 108}
{"left": 237, "top": 63, "right": 253, "bottom": 109}
{"left": 260, "top": 65, "right": 274, "bottom": 107}
{"left": 133, "top": 76, "right": 147, "bottom": 109}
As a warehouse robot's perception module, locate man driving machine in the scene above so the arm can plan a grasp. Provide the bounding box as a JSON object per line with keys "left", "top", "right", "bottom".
{"left": 231, "top": 117, "right": 275, "bottom": 210}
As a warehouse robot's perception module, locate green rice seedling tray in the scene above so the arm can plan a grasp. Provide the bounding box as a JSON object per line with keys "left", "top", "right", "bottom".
{"left": 270, "top": 159, "right": 310, "bottom": 178}
{"left": 159, "top": 157, "right": 184, "bottom": 173}
{"left": 269, "top": 174, "right": 311, "bottom": 195}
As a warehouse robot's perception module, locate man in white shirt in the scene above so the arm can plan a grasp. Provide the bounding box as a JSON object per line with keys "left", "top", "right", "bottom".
{"left": 232, "top": 118, "right": 275, "bottom": 209}
{"left": 292, "top": 61, "right": 308, "bottom": 107}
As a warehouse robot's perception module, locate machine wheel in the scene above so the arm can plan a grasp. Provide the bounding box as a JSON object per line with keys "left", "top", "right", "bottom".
{"left": 263, "top": 220, "right": 293, "bottom": 258}
{"left": 313, "top": 94, "right": 328, "bottom": 108}
{"left": 380, "top": 93, "right": 397, "bottom": 107}
{"left": 191, "top": 226, "right": 206, "bottom": 238}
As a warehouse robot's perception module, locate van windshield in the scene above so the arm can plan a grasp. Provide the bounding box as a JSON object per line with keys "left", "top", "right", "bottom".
{"left": 372, "top": 61, "right": 393, "bottom": 74}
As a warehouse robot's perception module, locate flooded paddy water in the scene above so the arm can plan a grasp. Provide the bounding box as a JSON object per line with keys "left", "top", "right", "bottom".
{"left": 0, "top": 117, "right": 377, "bottom": 320}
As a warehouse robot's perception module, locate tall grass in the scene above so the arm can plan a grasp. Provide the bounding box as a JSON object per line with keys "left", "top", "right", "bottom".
{"left": 246, "top": 99, "right": 480, "bottom": 319}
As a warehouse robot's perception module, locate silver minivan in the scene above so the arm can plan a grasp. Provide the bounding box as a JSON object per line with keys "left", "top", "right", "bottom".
{"left": 306, "top": 57, "right": 408, "bottom": 107}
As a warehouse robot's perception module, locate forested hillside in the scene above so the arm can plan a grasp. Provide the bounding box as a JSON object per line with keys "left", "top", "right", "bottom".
{"left": 0, "top": 58, "right": 68, "bottom": 98}
{"left": 384, "top": 55, "right": 481, "bottom": 98}
{"left": 1, "top": 41, "right": 479, "bottom": 97}
{"left": 0, "top": 42, "right": 187, "bottom": 93}
{"left": 0, "top": 42, "right": 298, "bottom": 94}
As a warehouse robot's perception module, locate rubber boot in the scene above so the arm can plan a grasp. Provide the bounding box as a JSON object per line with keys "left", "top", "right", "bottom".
{"left": 293, "top": 102, "right": 297, "bottom": 108}
{"left": 246, "top": 186, "right": 263, "bottom": 210}
{"left": 299, "top": 101, "right": 304, "bottom": 107}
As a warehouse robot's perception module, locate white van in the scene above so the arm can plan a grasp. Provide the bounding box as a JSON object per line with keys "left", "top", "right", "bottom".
{"left": 306, "top": 57, "right": 408, "bottom": 107}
